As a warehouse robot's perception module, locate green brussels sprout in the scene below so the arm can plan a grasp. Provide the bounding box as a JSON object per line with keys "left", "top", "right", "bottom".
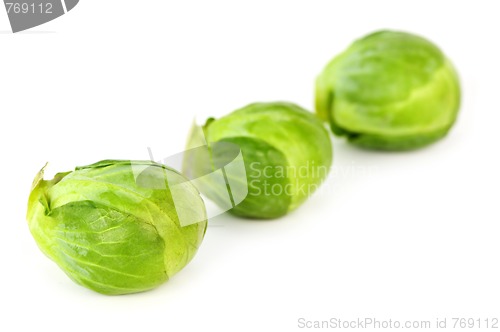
{"left": 316, "top": 30, "right": 461, "bottom": 150}
{"left": 27, "top": 160, "right": 207, "bottom": 295}
{"left": 184, "top": 102, "right": 333, "bottom": 219}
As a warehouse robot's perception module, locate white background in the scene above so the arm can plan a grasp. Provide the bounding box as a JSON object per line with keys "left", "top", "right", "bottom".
{"left": 1, "top": 1, "right": 499, "bottom": 331}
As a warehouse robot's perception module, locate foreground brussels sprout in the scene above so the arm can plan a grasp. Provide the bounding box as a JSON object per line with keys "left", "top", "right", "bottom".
{"left": 316, "top": 30, "right": 461, "bottom": 150}
{"left": 27, "top": 160, "right": 207, "bottom": 295}
{"left": 184, "top": 102, "right": 333, "bottom": 219}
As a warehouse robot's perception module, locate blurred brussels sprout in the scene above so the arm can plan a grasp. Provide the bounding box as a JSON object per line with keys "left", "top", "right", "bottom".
{"left": 27, "top": 160, "right": 207, "bottom": 295}
{"left": 316, "top": 30, "right": 461, "bottom": 150}
{"left": 184, "top": 102, "right": 333, "bottom": 219}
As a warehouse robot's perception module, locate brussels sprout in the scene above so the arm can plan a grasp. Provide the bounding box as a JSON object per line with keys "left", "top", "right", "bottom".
{"left": 316, "top": 30, "right": 461, "bottom": 150}
{"left": 27, "top": 160, "right": 207, "bottom": 295}
{"left": 184, "top": 102, "right": 333, "bottom": 219}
